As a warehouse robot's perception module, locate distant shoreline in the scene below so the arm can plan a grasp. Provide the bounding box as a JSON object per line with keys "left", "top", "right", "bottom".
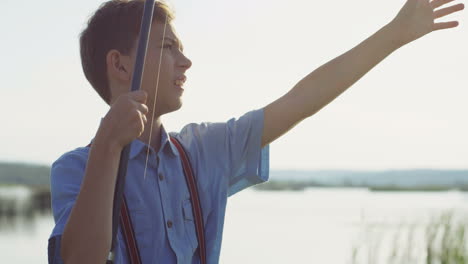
{"left": 1, "top": 162, "right": 467, "bottom": 192}
{"left": 253, "top": 180, "right": 468, "bottom": 192}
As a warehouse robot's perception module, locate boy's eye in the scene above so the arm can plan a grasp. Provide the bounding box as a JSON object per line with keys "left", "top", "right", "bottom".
{"left": 163, "top": 44, "right": 173, "bottom": 49}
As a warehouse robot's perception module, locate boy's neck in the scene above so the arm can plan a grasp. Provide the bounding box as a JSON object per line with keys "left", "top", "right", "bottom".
{"left": 138, "top": 117, "right": 163, "bottom": 154}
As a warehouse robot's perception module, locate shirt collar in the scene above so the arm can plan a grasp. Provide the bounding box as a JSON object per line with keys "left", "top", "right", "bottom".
{"left": 129, "top": 124, "right": 179, "bottom": 159}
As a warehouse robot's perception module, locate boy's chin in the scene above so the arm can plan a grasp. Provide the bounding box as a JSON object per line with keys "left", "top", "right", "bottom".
{"left": 172, "top": 100, "right": 183, "bottom": 112}
{"left": 163, "top": 99, "right": 183, "bottom": 115}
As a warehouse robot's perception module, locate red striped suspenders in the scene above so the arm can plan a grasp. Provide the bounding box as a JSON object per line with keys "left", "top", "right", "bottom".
{"left": 87, "top": 137, "right": 207, "bottom": 264}
{"left": 120, "top": 196, "right": 143, "bottom": 264}
{"left": 170, "top": 137, "right": 207, "bottom": 264}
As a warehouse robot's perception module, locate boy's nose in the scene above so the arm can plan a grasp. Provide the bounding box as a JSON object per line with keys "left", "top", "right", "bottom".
{"left": 179, "top": 53, "right": 192, "bottom": 70}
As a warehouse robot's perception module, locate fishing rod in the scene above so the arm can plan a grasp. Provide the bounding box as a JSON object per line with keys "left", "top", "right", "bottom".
{"left": 107, "top": 0, "right": 155, "bottom": 263}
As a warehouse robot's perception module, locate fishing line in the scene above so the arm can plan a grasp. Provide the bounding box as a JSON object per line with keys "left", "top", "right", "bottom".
{"left": 144, "top": 13, "right": 169, "bottom": 180}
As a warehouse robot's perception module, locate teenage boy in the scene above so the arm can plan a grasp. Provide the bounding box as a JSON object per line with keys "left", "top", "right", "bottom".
{"left": 48, "top": 0, "right": 464, "bottom": 263}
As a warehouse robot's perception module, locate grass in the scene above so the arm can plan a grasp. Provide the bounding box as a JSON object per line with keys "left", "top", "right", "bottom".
{"left": 351, "top": 211, "right": 468, "bottom": 264}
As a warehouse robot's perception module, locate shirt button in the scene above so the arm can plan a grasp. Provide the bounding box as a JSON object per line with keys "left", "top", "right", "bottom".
{"left": 159, "top": 173, "right": 164, "bottom": 181}
{"left": 167, "top": 220, "right": 173, "bottom": 228}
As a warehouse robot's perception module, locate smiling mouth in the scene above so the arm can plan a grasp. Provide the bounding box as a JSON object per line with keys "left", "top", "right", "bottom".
{"left": 174, "top": 76, "right": 187, "bottom": 88}
{"left": 175, "top": 80, "right": 184, "bottom": 87}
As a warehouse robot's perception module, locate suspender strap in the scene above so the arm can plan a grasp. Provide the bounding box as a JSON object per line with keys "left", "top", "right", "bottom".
{"left": 120, "top": 196, "right": 142, "bottom": 264}
{"left": 87, "top": 139, "right": 206, "bottom": 264}
{"left": 170, "top": 137, "right": 207, "bottom": 264}
{"left": 86, "top": 143, "right": 142, "bottom": 264}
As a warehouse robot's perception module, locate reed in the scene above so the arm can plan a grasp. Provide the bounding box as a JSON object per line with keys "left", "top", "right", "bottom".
{"left": 350, "top": 211, "right": 468, "bottom": 264}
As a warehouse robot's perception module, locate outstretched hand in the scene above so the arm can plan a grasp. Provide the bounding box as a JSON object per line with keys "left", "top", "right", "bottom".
{"left": 390, "top": 0, "right": 464, "bottom": 46}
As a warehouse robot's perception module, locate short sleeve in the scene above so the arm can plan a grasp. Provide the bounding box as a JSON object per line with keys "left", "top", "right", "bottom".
{"left": 48, "top": 148, "right": 128, "bottom": 264}
{"left": 49, "top": 149, "right": 88, "bottom": 238}
{"left": 48, "top": 148, "right": 88, "bottom": 263}
{"left": 176, "top": 108, "right": 270, "bottom": 197}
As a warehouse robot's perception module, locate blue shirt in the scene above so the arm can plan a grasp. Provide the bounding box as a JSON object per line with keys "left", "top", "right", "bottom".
{"left": 48, "top": 108, "right": 270, "bottom": 263}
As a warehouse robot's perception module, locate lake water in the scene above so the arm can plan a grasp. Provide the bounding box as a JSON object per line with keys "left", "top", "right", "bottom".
{"left": 1, "top": 188, "right": 467, "bottom": 263}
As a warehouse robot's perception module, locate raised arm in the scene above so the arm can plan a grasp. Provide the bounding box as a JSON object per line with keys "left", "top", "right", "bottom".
{"left": 261, "top": 0, "right": 464, "bottom": 147}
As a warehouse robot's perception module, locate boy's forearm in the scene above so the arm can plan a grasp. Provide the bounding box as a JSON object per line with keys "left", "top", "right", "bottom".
{"left": 294, "top": 22, "right": 402, "bottom": 118}
{"left": 61, "top": 128, "right": 122, "bottom": 263}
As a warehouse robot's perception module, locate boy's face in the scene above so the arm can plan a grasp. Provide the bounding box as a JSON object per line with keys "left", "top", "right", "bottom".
{"left": 128, "top": 21, "right": 192, "bottom": 117}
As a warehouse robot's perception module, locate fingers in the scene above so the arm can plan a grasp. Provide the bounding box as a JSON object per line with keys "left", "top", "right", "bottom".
{"left": 130, "top": 90, "right": 149, "bottom": 125}
{"left": 431, "top": 0, "right": 456, "bottom": 9}
{"left": 139, "top": 110, "right": 147, "bottom": 128}
{"left": 433, "top": 3, "right": 464, "bottom": 19}
{"left": 104, "top": 90, "right": 153, "bottom": 147}
{"left": 137, "top": 103, "right": 149, "bottom": 115}
{"left": 137, "top": 104, "right": 148, "bottom": 130}
{"left": 126, "top": 91, "right": 149, "bottom": 133}
{"left": 130, "top": 90, "right": 148, "bottom": 104}
{"left": 433, "top": 20, "right": 459, "bottom": 30}
{"left": 137, "top": 106, "right": 148, "bottom": 123}
{"left": 135, "top": 107, "right": 147, "bottom": 137}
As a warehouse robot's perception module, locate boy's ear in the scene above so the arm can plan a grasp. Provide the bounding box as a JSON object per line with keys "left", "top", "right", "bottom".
{"left": 106, "top": 49, "right": 132, "bottom": 82}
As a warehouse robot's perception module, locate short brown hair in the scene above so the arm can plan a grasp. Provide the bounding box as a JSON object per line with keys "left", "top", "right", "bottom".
{"left": 80, "top": 0, "right": 174, "bottom": 104}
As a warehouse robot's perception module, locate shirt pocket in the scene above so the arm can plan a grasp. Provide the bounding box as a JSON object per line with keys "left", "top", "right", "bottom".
{"left": 126, "top": 196, "right": 152, "bottom": 251}
{"left": 182, "top": 198, "right": 199, "bottom": 253}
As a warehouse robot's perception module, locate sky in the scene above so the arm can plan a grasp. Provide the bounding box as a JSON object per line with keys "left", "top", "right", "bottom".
{"left": 0, "top": 0, "right": 466, "bottom": 170}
